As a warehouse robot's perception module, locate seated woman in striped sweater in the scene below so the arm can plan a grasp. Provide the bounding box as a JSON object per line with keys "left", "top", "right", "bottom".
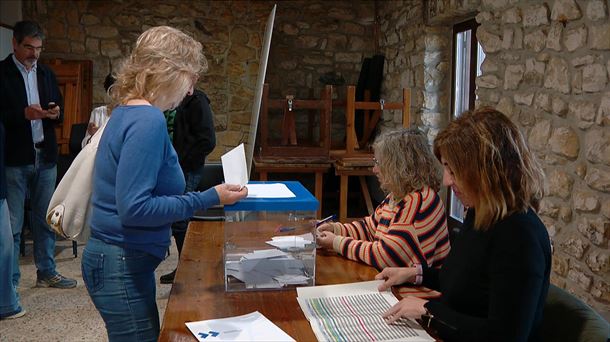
{"left": 316, "top": 128, "right": 450, "bottom": 298}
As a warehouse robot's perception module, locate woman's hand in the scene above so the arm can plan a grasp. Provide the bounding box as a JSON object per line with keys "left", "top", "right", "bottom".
{"left": 214, "top": 184, "right": 248, "bottom": 205}
{"left": 382, "top": 296, "right": 428, "bottom": 324}
{"left": 375, "top": 267, "right": 417, "bottom": 291}
{"left": 316, "top": 231, "right": 336, "bottom": 249}
{"left": 316, "top": 222, "right": 334, "bottom": 233}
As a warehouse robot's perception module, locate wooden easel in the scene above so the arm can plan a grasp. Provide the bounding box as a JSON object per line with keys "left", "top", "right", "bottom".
{"left": 255, "top": 84, "right": 334, "bottom": 218}
{"left": 334, "top": 85, "right": 411, "bottom": 222}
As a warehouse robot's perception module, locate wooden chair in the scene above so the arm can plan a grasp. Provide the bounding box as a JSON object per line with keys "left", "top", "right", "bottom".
{"left": 254, "top": 84, "right": 334, "bottom": 218}
{"left": 333, "top": 85, "right": 411, "bottom": 222}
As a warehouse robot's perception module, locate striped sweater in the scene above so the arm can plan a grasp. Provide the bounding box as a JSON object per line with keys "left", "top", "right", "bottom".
{"left": 331, "top": 186, "right": 451, "bottom": 298}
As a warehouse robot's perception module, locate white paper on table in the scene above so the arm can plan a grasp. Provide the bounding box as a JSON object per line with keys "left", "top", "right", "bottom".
{"left": 246, "top": 183, "right": 295, "bottom": 198}
{"left": 185, "top": 311, "right": 295, "bottom": 342}
{"left": 221, "top": 143, "right": 248, "bottom": 187}
{"left": 297, "top": 280, "right": 391, "bottom": 299}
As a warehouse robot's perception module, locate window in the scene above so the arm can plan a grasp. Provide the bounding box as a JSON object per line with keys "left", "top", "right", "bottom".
{"left": 448, "top": 18, "right": 485, "bottom": 229}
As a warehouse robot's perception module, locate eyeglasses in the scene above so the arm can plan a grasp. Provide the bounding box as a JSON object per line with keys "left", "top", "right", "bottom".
{"left": 372, "top": 157, "right": 379, "bottom": 166}
{"left": 21, "top": 44, "right": 44, "bottom": 52}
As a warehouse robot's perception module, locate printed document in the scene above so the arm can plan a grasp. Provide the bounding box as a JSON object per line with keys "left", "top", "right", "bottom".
{"left": 186, "top": 311, "right": 295, "bottom": 341}
{"left": 297, "top": 280, "right": 435, "bottom": 342}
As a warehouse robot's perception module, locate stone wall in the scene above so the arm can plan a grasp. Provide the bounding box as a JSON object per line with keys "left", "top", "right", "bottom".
{"left": 378, "top": 0, "right": 609, "bottom": 315}
{"left": 23, "top": 0, "right": 376, "bottom": 160}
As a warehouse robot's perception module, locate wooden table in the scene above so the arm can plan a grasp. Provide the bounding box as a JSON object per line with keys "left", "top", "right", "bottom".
{"left": 159, "top": 221, "right": 384, "bottom": 341}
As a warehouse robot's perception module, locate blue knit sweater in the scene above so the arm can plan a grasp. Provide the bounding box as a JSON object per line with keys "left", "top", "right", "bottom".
{"left": 90, "top": 105, "right": 219, "bottom": 259}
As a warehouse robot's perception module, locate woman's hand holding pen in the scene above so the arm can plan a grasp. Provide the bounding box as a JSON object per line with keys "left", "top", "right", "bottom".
{"left": 316, "top": 223, "right": 334, "bottom": 233}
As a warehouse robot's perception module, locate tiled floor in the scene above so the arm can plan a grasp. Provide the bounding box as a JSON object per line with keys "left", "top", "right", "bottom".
{"left": 0, "top": 239, "right": 179, "bottom": 342}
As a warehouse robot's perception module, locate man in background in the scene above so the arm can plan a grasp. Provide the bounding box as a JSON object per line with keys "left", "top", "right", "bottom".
{"left": 0, "top": 20, "right": 77, "bottom": 289}
{"left": 161, "top": 89, "right": 216, "bottom": 283}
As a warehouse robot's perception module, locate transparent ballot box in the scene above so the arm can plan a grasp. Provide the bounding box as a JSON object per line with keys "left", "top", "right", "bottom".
{"left": 224, "top": 181, "right": 319, "bottom": 292}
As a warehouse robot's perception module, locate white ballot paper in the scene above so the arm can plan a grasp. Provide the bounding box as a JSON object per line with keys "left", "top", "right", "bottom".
{"left": 221, "top": 143, "right": 248, "bottom": 187}
{"left": 185, "top": 311, "right": 295, "bottom": 342}
{"left": 246, "top": 183, "right": 296, "bottom": 198}
{"left": 297, "top": 280, "right": 435, "bottom": 342}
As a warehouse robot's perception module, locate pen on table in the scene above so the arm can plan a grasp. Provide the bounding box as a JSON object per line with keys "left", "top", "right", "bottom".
{"left": 276, "top": 225, "right": 296, "bottom": 233}
{"left": 315, "top": 214, "right": 336, "bottom": 228}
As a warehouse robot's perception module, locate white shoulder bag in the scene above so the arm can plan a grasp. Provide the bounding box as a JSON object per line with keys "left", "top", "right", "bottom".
{"left": 46, "top": 123, "right": 107, "bottom": 243}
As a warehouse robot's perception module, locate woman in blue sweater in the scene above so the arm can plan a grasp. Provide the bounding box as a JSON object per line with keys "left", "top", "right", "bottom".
{"left": 81, "top": 26, "right": 247, "bottom": 342}
{"left": 376, "top": 108, "right": 551, "bottom": 341}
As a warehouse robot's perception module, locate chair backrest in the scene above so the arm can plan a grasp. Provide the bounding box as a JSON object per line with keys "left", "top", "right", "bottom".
{"left": 540, "top": 284, "right": 609, "bottom": 342}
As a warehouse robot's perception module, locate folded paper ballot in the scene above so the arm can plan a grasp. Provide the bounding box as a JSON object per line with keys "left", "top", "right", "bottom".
{"left": 186, "top": 311, "right": 295, "bottom": 342}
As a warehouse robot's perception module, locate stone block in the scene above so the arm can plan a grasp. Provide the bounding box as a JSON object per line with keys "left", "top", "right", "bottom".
{"left": 546, "top": 22, "right": 562, "bottom": 51}
{"left": 586, "top": 250, "right": 609, "bottom": 273}
{"left": 559, "top": 206, "right": 572, "bottom": 223}
{"left": 477, "top": 75, "right": 501, "bottom": 89}
{"left": 548, "top": 170, "right": 574, "bottom": 199}
{"left": 540, "top": 199, "right": 559, "bottom": 218}
{"left": 504, "top": 64, "right": 524, "bottom": 89}
{"left": 591, "top": 279, "right": 610, "bottom": 302}
{"left": 552, "top": 253, "right": 570, "bottom": 276}
{"left": 502, "top": 7, "right": 521, "bottom": 23}
{"left": 589, "top": 23, "right": 610, "bottom": 50}
{"left": 603, "top": 201, "right": 610, "bottom": 219}
{"left": 577, "top": 217, "right": 609, "bottom": 246}
{"left": 523, "top": 4, "right": 549, "bottom": 27}
{"left": 569, "top": 100, "right": 597, "bottom": 129}
{"left": 596, "top": 92, "right": 610, "bottom": 126}
{"left": 524, "top": 29, "right": 547, "bottom": 52}
{"left": 567, "top": 265, "right": 593, "bottom": 291}
{"left": 549, "top": 126, "right": 579, "bottom": 158}
{"left": 514, "top": 92, "right": 534, "bottom": 105}
{"left": 544, "top": 57, "right": 570, "bottom": 94}
{"left": 586, "top": 0, "right": 608, "bottom": 21}
{"left": 534, "top": 92, "right": 551, "bottom": 112}
{"left": 582, "top": 64, "right": 608, "bottom": 92}
{"left": 552, "top": 97, "right": 568, "bottom": 117}
{"left": 564, "top": 25, "right": 587, "bottom": 52}
{"left": 86, "top": 26, "right": 119, "bottom": 39}
{"left": 560, "top": 236, "right": 589, "bottom": 259}
{"left": 573, "top": 191, "right": 600, "bottom": 212}
{"left": 551, "top": 0, "right": 582, "bottom": 21}
{"left": 585, "top": 129, "right": 610, "bottom": 165}
{"left": 477, "top": 27, "right": 502, "bottom": 53}
{"left": 585, "top": 167, "right": 610, "bottom": 192}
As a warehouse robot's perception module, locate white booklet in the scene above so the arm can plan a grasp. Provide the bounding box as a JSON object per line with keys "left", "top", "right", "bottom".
{"left": 297, "top": 280, "right": 435, "bottom": 342}
{"left": 185, "top": 311, "right": 295, "bottom": 342}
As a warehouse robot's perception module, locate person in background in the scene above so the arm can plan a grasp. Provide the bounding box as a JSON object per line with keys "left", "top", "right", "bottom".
{"left": 81, "top": 26, "right": 247, "bottom": 342}
{"left": 0, "top": 20, "right": 77, "bottom": 290}
{"left": 376, "top": 108, "right": 551, "bottom": 341}
{"left": 160, "top": 88, "right": 216, "bottom": 284}
{"left": 0, "top": 122, "right": 26, "bottom": 320}
{"left": 317, "top": 128, "right": 450, "bottom": 298}
{"left": 81, "top": 73, "right": 116, "bottom": 147}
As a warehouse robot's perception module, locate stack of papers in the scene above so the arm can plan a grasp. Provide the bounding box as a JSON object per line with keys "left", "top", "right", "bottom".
{"left": 297, "top": 280, "right": 435, "bottom": 342}
{"left": 226, "top": 248, "right": 311, "bottom": 289}
{"left": 186, "top": 311, "right": 295, "bottom": 341}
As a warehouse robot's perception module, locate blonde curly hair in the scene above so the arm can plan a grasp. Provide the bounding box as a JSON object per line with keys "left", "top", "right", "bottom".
{"left": 373, "top": 128, "right": 442, "bottom": 199}
{"left": 110, "top": 26, "right": 207, "bottom": 111}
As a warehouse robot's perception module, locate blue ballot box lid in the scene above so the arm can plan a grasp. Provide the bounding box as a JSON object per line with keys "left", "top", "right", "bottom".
{"left": 224, "top": 181, "right": 319, "bottom": 212}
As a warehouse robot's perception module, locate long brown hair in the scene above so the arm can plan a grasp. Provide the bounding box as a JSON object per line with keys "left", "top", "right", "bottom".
{"left": 374, "top": 128, "right": 442, "bottom": 199}
{"left": 433, "top": 107, "right": 545, "bottom": 230}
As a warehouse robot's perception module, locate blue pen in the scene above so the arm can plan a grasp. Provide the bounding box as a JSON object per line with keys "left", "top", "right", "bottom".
{"left": 315, "top": 214, "right": 336, "bottom": 227}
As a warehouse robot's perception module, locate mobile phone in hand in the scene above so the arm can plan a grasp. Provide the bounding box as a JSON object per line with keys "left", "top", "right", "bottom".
{"left": 47, "top": 102, "right": 58, "bottom": 110}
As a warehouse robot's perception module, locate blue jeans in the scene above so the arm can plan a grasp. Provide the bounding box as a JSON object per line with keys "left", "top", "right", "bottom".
{"left": 82, "top": 237, "right": 162, "bottom": 342}
{"left": 0, "top": 199, "right": 22, "bottom": 318}
{"left": 5, "top": 162, "right": 57, "bottom": 286}
{"left": 171, "top": 165, "right": 204, "bottom": 253}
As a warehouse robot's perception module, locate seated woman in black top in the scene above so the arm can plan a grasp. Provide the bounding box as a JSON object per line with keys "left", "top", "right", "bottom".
{"left": 376, "top": 107, "right": 551, "bottom": 342}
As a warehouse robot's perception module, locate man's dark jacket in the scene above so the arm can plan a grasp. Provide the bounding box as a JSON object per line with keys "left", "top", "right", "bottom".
{"left": 0, "top": 54, "right": 63, "bottom": 166}
{"left": 173, "top": 89, "right": 216, "bottom": 172}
